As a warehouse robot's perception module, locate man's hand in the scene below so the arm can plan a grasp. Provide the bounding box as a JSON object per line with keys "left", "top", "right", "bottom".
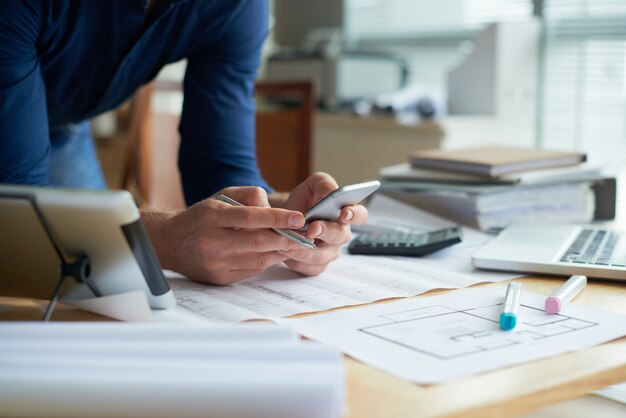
{"left": 143, "top": 186, "right": 307, "bottom": 285}
{"left": 276, "top": 172, "right": 368, "bottom": 276}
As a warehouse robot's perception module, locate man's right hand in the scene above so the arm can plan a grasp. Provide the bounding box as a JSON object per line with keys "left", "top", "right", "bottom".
{"left": 142, "top": 186, "right": 308, "bottom": 285}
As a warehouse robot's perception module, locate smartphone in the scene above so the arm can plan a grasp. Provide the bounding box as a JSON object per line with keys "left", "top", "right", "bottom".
{"left": 302, "top": 180, "right": 381, "bottom": 228}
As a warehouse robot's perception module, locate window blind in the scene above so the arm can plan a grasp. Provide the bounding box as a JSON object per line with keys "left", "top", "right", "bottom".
{"left": 345, "top": 0, "right": 532, "bottom": 40}
{"left": 345, "top": 0, "right": 534, "bottom": 88}
{"left": 539, "top": 0, "right": 626, "bottom": 162}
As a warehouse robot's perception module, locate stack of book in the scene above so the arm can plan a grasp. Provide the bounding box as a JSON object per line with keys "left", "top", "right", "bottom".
{"left": 379, "top": 146, "right": 616, "bottom": 233}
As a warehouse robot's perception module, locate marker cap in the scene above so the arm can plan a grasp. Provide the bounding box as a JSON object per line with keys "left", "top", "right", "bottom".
{"left": 500, "top": 312, "right": 517, "bottom": 331}
{"left": 545, "top": 297, "right": 561, "bottom": 314}
{"left": 544, "top": 275, "right": 586, "bottom": 315}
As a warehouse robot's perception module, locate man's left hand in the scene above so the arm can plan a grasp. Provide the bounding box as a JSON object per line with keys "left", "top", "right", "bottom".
{"left": 275, "top": 172, "right": 369, "bottom": 276}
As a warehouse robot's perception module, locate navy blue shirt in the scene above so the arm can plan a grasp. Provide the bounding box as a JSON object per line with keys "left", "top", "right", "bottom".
{"left": 0, "top": 0, "right": 270, "bottom": 205}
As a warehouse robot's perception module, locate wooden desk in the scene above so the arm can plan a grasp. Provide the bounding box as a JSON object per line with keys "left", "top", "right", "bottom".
{"left": 2, "top": 276, "right": 625, "bottom": 418}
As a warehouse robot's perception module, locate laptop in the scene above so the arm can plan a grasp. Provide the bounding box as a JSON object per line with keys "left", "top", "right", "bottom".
{"left": 472, "top": 224, "right": 626, "bottom": 281}
{"left": 0, "top": 184, "right": 176, "bottom": 308}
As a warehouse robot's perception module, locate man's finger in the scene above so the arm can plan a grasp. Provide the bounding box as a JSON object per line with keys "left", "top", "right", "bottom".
{"left": 229, "top": 251, "right": 289, "bottom": 270}
{"left": 339, "top": 204, "right": 368, "bottom": 225}
{"left": 310, "top": 172, "right": 338, "bottom": 202}
{"left": 217, "top": 228, "right": 307, "bottom": 252}
{"left": 217, "top": 206, "right": 305, "bottom": 229}
{"left": 306, "top": 221, "right": 351, "bottom": 245}
{"left": 279, "top": 244, "right": 340, "bottom": 265}
{"left": 283, "top": 259, "right": 329, "bottom": 277}
{"left": 218, "top": 186, "right": 271, "bottom": 208}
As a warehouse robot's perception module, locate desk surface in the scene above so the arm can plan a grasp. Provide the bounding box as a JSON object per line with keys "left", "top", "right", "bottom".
{"left": 2, "top": 276, "right": 625, "bottom": 418}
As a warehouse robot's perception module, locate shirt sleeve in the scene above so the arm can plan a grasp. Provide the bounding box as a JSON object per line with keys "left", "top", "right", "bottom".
{"left": 178, "top": 0, "right": 271, "bottom": 206}
{"left": 0, "top": 1, "right": 50, "bottom": 185}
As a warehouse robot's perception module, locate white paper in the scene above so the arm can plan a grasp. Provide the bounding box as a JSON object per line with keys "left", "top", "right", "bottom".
{"left": 278, "top": 286, "right": 626, "bottom": 384}
{"left": 595, "top": 382, "right": 626, "bottom": 405}
{"left": 169, "top": 195, "right": 518, "bottom": 322}
{"left": 151, "top": 304, "right": 213, "bottom": 322}
{"left": 63, "top": 290, "right": 154, "bottom": 322}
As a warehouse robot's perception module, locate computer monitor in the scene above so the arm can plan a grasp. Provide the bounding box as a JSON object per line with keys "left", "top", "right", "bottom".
{"left": 0, "top": 184, "right": 176, "bottom": 309}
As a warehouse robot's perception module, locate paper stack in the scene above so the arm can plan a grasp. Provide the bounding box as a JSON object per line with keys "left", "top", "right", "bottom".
{"left": 379, "top": 146, "right": 616, "bottom": 232}
{"left": 0, "top": 323, "right": 345, "bottom": 418}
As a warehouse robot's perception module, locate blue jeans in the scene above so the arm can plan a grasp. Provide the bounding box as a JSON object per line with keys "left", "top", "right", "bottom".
{"left": 48, "top": 122, "right": 107, "bottom": 189}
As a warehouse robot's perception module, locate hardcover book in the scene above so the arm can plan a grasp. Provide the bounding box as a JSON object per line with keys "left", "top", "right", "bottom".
{"left": 409, "top": 146, "right": 586, "bottom": 177}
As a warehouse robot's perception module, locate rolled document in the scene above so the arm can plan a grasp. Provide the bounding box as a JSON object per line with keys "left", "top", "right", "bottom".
{"left": 0, "top": 323, "right": 345, "bottom": 418}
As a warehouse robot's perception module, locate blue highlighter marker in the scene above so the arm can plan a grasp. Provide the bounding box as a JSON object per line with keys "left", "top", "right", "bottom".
{"left": 500, "top": 282, "right": 522, "bottom": 331}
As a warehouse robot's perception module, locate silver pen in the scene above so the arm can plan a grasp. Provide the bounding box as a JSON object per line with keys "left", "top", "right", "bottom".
{"left": 215, "top": 194, "right": 317, "bottom": 250}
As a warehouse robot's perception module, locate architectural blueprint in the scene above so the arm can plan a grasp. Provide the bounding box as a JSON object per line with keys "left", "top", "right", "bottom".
{"left": 166, "top": 195, "right": 519, "bottom": 322}
{"left": 279, "top": 286, "right": 626, "bottom": 383}
{"left": 359, "top": 303, "right": 596, "bottom": 360}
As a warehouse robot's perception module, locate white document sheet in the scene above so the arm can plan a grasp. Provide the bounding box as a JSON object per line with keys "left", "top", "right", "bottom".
{"left": 168, "top": 195, "right": 519, "bottom": 322}
{"left": 278, "top": 285, "right": 626, "bottom": 384}
{"left": 64, "top": 290, "right": 154, "bottom": 322}
{"left": 151, "top": 304, "right": 213, "bottom": 323}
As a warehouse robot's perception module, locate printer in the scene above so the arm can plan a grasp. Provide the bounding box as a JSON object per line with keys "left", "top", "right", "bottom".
{"left": 266, "top": 30, "right": 408, "bottom": 108}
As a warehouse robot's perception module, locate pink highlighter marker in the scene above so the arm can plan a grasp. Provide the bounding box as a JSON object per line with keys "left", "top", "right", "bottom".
{"left": 545, "top": 275, "right": 587, "bottom": 314}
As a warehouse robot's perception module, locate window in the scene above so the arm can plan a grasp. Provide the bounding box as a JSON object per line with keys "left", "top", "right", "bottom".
{"left": 344, "top": 0, "right": 534, "bottom": 88}
{"left": 539, "top": 0, "right": 626, "bottom": 163}
{"left": 345, "top": 0, "right": 626, "bottom": 163}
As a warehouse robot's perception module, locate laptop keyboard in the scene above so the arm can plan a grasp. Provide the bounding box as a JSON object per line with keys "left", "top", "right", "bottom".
{"left": 560, "top": 229, "right": 626, "bottom": 267}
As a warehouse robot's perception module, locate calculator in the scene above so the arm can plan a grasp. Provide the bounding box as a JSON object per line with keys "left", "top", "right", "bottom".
{"left": 348, "top": 226, "right": 462, "bottom": 257}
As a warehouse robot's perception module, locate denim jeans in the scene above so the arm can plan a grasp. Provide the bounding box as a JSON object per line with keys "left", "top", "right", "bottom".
{"left": 48, "top": 122, "right": 107, "bottom": 189}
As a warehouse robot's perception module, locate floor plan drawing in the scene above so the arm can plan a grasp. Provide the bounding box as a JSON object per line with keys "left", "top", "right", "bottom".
{"left": 359, "top": 303, "right": 598, "bottom": 359}
{"left": 280, "top": 286, "right": 626, "bottom": 383}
